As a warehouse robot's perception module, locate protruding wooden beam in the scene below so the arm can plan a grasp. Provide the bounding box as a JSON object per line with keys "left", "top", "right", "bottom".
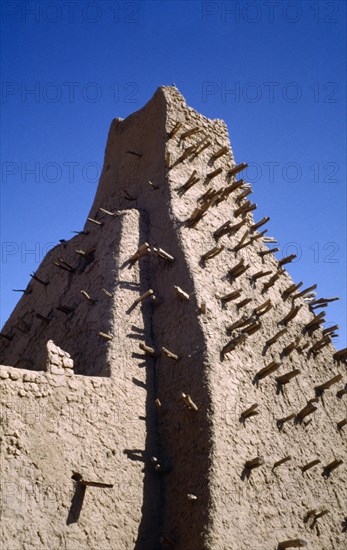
{"left": 72, "top": 472, "right": 113, "bottom": 488}
{"left": 52, "top": 259, "right": 76, "bottom": 273}
{"left": 180, "top": 170, "right": 199, "bottom": 192}
{"left": 250, "top": 217, "right": 270, "bottom": 232}
{"left": 244, "top": 456, "right": 264, "bottom": 470}
{"left": 72, "top": 230, "right": 90, "bottom": 236}
{"left": 323, "top": 325, "right": 339, "bottom": 336}
{"left": 278, "top": 539, "right": 307, "bottom": 549}
{"left": 310, "top": 296, "right": 339, "bottom": 305}
{"left": 99, "top": 207, "right": 116, "bottom": 217}
{"left": 293, "top": 284, "right": 317, "bottom": 300}
{"left": 259, "top": 247, "right": 280, "bottom": 256}
{"left": 134, "top": 289, "right": 154, "bottom": 305}
{"left": 256, "top": 361, "right": 281, "bottom": 380}
{"left": 282, "top": 338, "right": 301, "bottom": 356}
{"left": 221, "top": 334, "right": 247, "bottom": 356}
{"left": 126, "top": 150, "right": 142, "bottom": 157}
{"left": 234, "top": 201, "right": 257, "bottom": 217}
{"left": 296, "top": 402, "right": 317, "bottom": 421}
{"left": 315, "top": 374, "right": 343, "bottom": 393}
{"left": 130, "top": 243, "right": 150, "bottom": 264}
{"left": 167, "top": 121, "right": 182, "bottom": 139}
{"left": 193, "top": 139, "right": 211, "bottom": 157}
{"left": 262, "top": 270, "right": 284, "bottom": 292}
{"left": 300, "top": 459, "right": 321, "bottom": 473}
{"left": 278, "top": 254, "right": 297, "bottom": 266}
{"left": 252, "top": 270, "right": 273, "bottom": 281}
{"left": 266, "top": 328, "right": 288, "bottom": 347}
{"left": 212, "top": 146, "right": 229, "bottom": 160}
{"left": 214, "top": 220, "right": 232, "bottom": 240}
{"left": 187, "top": 206, "right": 207, "bottom": 227}
{"left": 314, "top": 510, "right": 330, "bottom": 521}
{"left": 240, "top": 403, "right": 259, "bottom": 420}
{"left": 198, "top": 302, "right": 206, "bottom": 314}
{"left": 236, "top": 188, "right": 253, "bottom": 202}
{"left": 175, "top": 144, "right": 198, "bottom": 165}
{"left": 161, "top": 347, "right": 179, "bottom": 361}
{"left": 333, "top": 347, "right": 347, "bottom": 362}
{"left": 322, "top": 459, "right": 343, "bottom": 477}
{"left": 139, "top": 343, "right": 158, "bottom": 357}
{"left": 181, "top": 127, "right": 201, "bottom": 139}
{"left": 227, "top": 317, "right": 252, "bottom": 331}
{"left": 236, "top": 298, "right": 253, "bottom": 310}
{"left": 282, "top": 281, "right": 303, "bottom": 299}
{"left": 173, "top": 285, "right": 190, "bottom": 301}
{"left": 251, "top": 230, "right": 268, "bottom": 243}
{"left": 276, "top": 413, "right": 295, "bottom": 429}
{"left": 241, "top": 322, "right": 261, "bottom": 335}
{"left": 276, "top": 369, "right": 301, "bottom": 385}
{"left": 201, "top": 246, "right": 224, "bottom": 262}
{"left": 233, "top": 231, "right": 252, "bottom": 252}
{"left": 253, "top": 299, "right": 272, "bottom": 316}
{"left": 206, "top": 167, "right": 223, "bottom": 180}
{"left": 273, "top": 456, "right": 292, "bottom": 469}
{"left": 12, "top": 289, "right": 32, "bottom": 296}
{"left": 181, "top": 392, "right": 198, "bottom": 411}
{"left": 228, "top": 219, "right": 248, "bottom": 235}
{"left": 30, "top": 272, "right": 49, "bottom": 286}
{"left": 309, "top": 335, "right": 331, "bottom": 353}
{"left": 98, "top": 332, "right": 112, "bottom": 341}
{"left": 303, "top": 312, "right": 326, "bottom": 332}
{"left": 229, "top": 259, "right": 250, "bottom": 280}
{"left": 151, "top": 247, "right": 175, "bottom": 263}
{"left": 80, "top": 290, "right": 95, "bottom": 304}
{"left": 155, "top": 398, "right": 162, "bottom": 410}
{"left": 337, "top": 418, "right": 347, "bottom": 430}
{"left": 87, "top": 217, "right": 103, "bottom": 226}
{"left": 227, "top": 162, "right": 248, "bottom": 177}
{"left": 280, "top": 305, "right": 302, "bottom": 325}
{"left": 101, "top": 288, "right": 113, "bottom": 297}
{"left": 218, "top": 179, "right": 245, "bottom": 203}
{"left": 221, "top": 290, "right": 242, "bottom": 303}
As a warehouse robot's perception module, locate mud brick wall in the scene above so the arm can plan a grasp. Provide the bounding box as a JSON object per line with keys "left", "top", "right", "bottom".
{"left": 1, "top": 86, "right": 346, "bottom": 550}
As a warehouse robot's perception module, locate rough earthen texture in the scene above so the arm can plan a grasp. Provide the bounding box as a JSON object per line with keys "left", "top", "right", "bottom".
{"left": 0, "top": 87, "right": 346, "bottom": 550}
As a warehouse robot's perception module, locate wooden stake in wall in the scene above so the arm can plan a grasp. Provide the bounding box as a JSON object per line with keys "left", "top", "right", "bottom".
{"left": 256, "top": 361, "right": 281, "bottom": 380}
{"left": 278, "top": 539, "right": 307, "bottom": 549}
{"left": 280, "top": 305, "right": 301, "bottom": 325}
{"left": 296, "top": 402, "right": 317, "bottom": 422}
{"left": 181, "top": 392, "right": 198, "bottom": 411}
{"left": 201, "top": 246, "right": 224, "bottom": 262}
{"left": 227, "top": 162, "right": 248, "bottom": 178}
{"left": 167, "top": 121, "right": 182, "bottom": 139}
{"left": 266, "top": 329, "right": 288, "bottom": 347}
{"left": 322, "top": 459, "right": 343, "bottom": 478}
{"left": 333, "top": 348, "right": 347, "bottom": 362}
{"left": 300, "top": 459, "right": 321, "bottom": 473}
{"left": 240, "top": 403, "right": 259, "bottom": 421}
{"left": 221, "top": 334, "right": 247, "bottom": 357}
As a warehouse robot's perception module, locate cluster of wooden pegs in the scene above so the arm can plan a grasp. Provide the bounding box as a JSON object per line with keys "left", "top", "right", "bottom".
{"left": 129, "top": 242, "right": 175, "bottom": 266}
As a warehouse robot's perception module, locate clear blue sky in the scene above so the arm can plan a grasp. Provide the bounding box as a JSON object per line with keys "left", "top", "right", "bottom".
{"left": 1, "top": 0, "right": 346, "bottom": 346}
